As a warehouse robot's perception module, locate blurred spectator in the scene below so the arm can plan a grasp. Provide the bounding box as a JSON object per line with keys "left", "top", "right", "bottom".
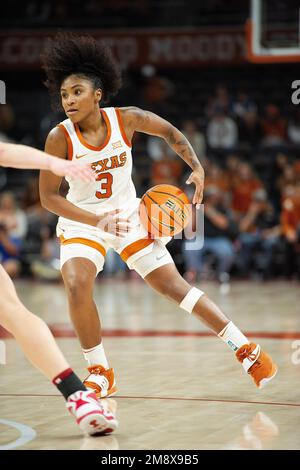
{"left": 261, "top": 104, "right": 287, "bottom": 148}
{"left": 231, "top": 162, "right": 263, "bottom": 220}
{"left": 205, "top": 163, "right": 230, "bottom": 194}
{"left": 140, "top": 75, "right": 174, "bottom": 115}
{"left": 231, "top": 90, "right": 256, "bottom": 119}
{"left": 22, "top": 176, "right": 44, "bottom": 215}
{"left": 22, "top": 175, "right": 57, "bottom": 232}
{"left": 19, "top": 176, "right": 60, "bottom": 279}
{"left": 147, "top": 136, "right": 173, "bottom": 162}
{"left": 276, "top": 164, "right": 298, "bottom": 199}
{"left": 273, "top": 152, "right": 289, "bottom": 185}
{"left": 288, "top": 108, "right": 300, "bottom": 147}
{"left": 184, "top": 186, "right": 237, "bottom": 285}
{"left": 103, "top": 249, "right": 128, "bottom": 279}
{"left": 281, "top": 183, "right": 300, "bottom": 278}
{"left": 270, "top": 152, "right": 290, "bottom": 210}
{"left": 151, "top": 151, "right": 183, "bottom": 186}
{"left": 237, "top": 189, "right": 281, "bottom": 278}
{"left": 224, "top": 153, "right": 240, "bottom": 190}
{"left": 30, "top": 224, "right": 61, "bottom": 281}
{"left": 294, "top": 160, "right": 300, "bottom": 179}
{"left": 238, "top": 109, "right": 262, "bottom": 153}
{"left": 0, "top": 191, "right": 27, "bottom": 277}
{"left": 0, "top": 192, "right": 27, "bottom": 238}
{"left": 206, "top": 84, "right": 231, "bottom": 118}
{"left": 207, "top": 108, "right": 238, "bottom": 152}
{"left": 181, "top": 119, "right": 206, "bottom": 163}
{"left": 276, "top": 152, "right": 289, "bottom": 171}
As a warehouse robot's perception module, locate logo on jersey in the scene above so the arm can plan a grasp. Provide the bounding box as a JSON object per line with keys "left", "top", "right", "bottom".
{"left": 91, "top": 151, "right": 127, "bottom": 174}
{"left": 75, "top": 153, "right": 89, "bottom": 159}
{"left": 112, "top": 140, "right": 122, "bottom": 150}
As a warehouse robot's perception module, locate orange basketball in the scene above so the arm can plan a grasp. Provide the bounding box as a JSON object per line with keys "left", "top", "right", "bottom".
{"left": 139, "top": 184, "right": 191, "bottom": 237}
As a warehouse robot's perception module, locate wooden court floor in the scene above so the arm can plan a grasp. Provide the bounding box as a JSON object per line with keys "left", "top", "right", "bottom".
{"left": 0, "top": 279, "right": 299, "bottom": 450}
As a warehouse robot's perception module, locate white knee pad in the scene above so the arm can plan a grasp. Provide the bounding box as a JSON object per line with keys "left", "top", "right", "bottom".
{"left": 129, "top": 241, "right": 174, "bottom": 278}
{"left": 180, "top": 287, "right": 204, "bottom": 313}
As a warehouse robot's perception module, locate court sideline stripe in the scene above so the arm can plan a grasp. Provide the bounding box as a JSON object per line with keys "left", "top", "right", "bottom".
{"left": 1, "top": 326, "right": 300, "bottom": 339}
{"left": 0, "top": 393, "right": 299, "bottom": 408}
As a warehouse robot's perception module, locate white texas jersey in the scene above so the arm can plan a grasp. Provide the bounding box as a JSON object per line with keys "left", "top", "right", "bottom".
{"left": 58, "top": 107, "right": 137, "bottom": 216}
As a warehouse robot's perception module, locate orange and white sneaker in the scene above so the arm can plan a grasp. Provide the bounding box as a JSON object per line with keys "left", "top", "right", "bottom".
{"left": 66, "top": 390, "right": 118, "bottom": 435}
{"left": 83, "top": 365, "right": 117, "bottom": 398}
{"left": 236, "top": 343, "right": 278, "bottom": 388}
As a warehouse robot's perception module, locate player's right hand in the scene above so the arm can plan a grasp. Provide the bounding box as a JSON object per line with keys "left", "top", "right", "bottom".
{"left": 97, "top": 209, "right": 133, "bottom": 237}
{"left": 49, "top": 157, "right": 95, "bottom": 182}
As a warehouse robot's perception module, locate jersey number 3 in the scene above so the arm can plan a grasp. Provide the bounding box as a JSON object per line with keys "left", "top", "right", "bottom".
{"left": 95, "top": 173, "right": 113, "bottom": 199}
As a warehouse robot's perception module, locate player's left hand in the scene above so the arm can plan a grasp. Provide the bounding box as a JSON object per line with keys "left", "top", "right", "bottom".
{"left": 186, "top": 168, "right": 205, "bottom": 209}
{"left": 97, "top": 209, "right": 134, "bottom": 237}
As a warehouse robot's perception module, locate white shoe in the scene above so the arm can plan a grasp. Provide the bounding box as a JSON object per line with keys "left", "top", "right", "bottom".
{"left": 66, "top": 390, "right": 118, "bottom": 435}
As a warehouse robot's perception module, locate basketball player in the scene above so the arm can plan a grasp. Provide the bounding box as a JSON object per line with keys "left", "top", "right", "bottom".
{"left": 40, "top": 33, "right": 277, "bottom": 399}
{"left": 0, "top": 142, "right": 118, "bottom": 435}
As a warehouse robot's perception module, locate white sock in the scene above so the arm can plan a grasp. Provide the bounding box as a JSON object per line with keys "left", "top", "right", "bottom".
{"left": 218, "top": 321, "right": 249, "bottom": 352}
{"left": 82, "top": 342, "right": 109, "bottom": 369}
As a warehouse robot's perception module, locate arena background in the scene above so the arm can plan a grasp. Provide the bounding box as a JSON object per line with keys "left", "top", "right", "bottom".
{"left": 0, "top": 0, "right": 300, "bottom": 283}
{"left": 1, "top": 0, "right": 300, "bottom": 452}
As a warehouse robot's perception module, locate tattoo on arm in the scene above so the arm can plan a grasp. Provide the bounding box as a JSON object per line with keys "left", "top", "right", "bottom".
{"left": 167, "top": 127, "right": 203, "bottom": 173}
{"left": 125, "top": 107, "right": 151, "bottom": 131}
{"left": 136, "top": 109, "right": 151, "bottom": 127}
{"left": 124, "top": 107, "right": 204, "bottom": 177}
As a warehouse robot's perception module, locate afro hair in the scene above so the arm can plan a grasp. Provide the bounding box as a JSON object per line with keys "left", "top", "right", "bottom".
{"left": 41, "top": 32, "right": 122, "bottom": 108}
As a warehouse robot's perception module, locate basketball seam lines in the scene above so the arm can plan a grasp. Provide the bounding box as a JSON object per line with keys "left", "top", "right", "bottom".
{"left": 145, "top": 192, "right": 177, "bottom": 224}
{"left": 150, "top": 189, "right": 188, "bottom": 206}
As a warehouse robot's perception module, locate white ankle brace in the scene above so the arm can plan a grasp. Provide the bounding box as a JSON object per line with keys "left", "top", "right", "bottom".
{"left": 179, "top": 287, "right": 204, "bottom": 313}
